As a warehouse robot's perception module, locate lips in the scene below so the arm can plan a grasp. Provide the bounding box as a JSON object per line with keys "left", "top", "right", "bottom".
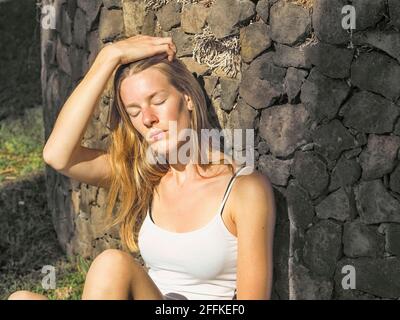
{"left": 149, "top": 129, "right": 167, "bottom": 142}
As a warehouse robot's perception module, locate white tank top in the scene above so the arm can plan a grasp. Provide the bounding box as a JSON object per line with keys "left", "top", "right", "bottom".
{"left": 138, "top": 165, "right": 253, "bottom": 300}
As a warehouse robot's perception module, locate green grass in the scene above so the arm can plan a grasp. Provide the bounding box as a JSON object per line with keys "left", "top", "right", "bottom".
{"left": 0, "top": 0, "right": 90, "bottom": 300}
{"left": 0, "top": 106, "right": 45, "bottom": 183}
{"left": 0, "top": 106, "right": 91, "bottom": 300}
{"left": 2, "top": 256, "right": 91, "bottom": 300}
{"left": 29, "top": 256, "right": 90, "bottom": 300}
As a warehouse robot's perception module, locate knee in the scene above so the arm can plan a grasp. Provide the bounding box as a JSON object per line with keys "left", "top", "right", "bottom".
{"left": 89, "top": 249, "right": 136, "bottom": 274}
{"left": 94, "top": 249, "right": 133, "bottom": 265}
{"left": 8, "top": 290, "right": 37, "bottom": 300}
{"left": 83, "top": 249, "right": 140, "bottom": 298}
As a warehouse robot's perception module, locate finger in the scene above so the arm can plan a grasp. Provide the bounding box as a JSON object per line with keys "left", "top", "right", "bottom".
{"left": 160, "top": 51, "right": 173, "bottom": 62}
{"left": 151, "top": 37, "right": 176, "bottom": 56}
{"left": 167, "top": 43, "right": 176, "bottom": 55}
{"left": 166, "top": 46, "right": 175, "bottom": 62}
{"left": 153, "top": 44, "right": 174, "bottom": 59}
{"left": 169, "top": 40, "right": 177, "bottom": 53}
{"left": 153, "top": 36, "right": 173, "bottom": 46}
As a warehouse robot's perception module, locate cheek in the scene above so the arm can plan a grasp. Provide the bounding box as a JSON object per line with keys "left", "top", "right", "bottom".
{"left": 128, "top": 117, "right": 146, "bottom": 136}
{"left": 162, "top": 99, "right": 182, "bottom": 121}
{"left": 166, "top": 98, "right": 191, "bottom": 126}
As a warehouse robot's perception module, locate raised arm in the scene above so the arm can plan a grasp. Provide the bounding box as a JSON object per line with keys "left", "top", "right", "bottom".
{"left": 42, "top": 35, "right": 176, "bottom": 189}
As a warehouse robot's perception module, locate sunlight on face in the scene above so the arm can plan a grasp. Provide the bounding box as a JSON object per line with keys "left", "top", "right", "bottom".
{"left": 119, "top": 67, "right": 193, "bottom": 158}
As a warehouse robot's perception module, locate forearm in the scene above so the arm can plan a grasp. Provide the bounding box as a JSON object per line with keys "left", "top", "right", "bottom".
{"left": 43, "top": 46, "right": 120, "bottom": 169}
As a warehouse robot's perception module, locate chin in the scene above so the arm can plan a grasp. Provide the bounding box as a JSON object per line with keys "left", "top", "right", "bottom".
{"left": 150, "top": 139, "right": 173, "bottom": 156}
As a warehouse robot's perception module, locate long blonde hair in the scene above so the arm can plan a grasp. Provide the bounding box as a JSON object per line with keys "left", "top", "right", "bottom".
{"left": 104, "top": 54, "right": 235, "bottom": 253}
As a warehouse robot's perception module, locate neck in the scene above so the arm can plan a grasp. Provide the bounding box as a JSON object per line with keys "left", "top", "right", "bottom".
{"left": 167, "top": 161, "right": 198, "bottom": 187}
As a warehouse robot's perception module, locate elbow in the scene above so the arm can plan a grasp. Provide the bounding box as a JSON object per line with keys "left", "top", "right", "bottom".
{"left": 42, "top": 145, "right": 68, "bottom": 171}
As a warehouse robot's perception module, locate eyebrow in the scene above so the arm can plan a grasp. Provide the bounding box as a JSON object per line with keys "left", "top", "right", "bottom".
{"left": 125, "top": 90, "right": 167, "bottom": 109}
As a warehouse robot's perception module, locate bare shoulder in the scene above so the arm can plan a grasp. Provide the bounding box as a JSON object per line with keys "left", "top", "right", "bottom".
{"left": 229, "top": 170, "right": 275, "bottom": 223}
{"left": 234, "top": 170, "right": 274, "bottom": 198}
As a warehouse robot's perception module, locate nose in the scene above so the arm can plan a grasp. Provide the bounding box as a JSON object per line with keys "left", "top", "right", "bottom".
{"left": 142, "top": 106, "right": 159, "bottom": 128}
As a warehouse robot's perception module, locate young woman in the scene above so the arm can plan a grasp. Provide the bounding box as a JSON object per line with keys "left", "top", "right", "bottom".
{"left": 8, "top": 35, "right": 276, "bottom": 300}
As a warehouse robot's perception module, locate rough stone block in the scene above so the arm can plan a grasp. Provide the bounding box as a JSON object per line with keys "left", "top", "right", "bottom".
{"left": 359, "top": 134, "right": 400, "bottom": 180}
{"left": 343, "top": 220, "right": 384, "bottom": 258}
{"left": 389, "top": 0, "right": 400, "bottom": 29}
{"left": 270, "top": 1, "right": 311, "bottom": 45}
{"left": 226, "top": 98, "right": 258, "bottom": 129}
{"left": 284, "top": 67, "right": 308, "bottom": 102}
{"left": 289, "top": 259, "right": 333, "bottom": 299}
{"left": 256, "top": 0, "right": 269, "bottom": 23}
{"left": 312, "top": 0, "right": 350, "bottom": 45}
{"left": 77, "top": 0, "right": 102, "bottom": 30}
{"left": 273, "top": 44, "right": 311, "bottom": 68}
{"left": 351, "top": 52, "right": 400, "bottom": 101}
{"left": 240, "top": 21, "right": 271, "bottom": 63}
{"left": 103, "top": 0, "right": 122, "bottom": 9}
{"left": 316, "top": 188, "right": 352, "bottom": 222}
{"left": 312, "top": 119, "right": 357, "bottom": 161}
{"left": 300, "top": 69, "right": 350, "bottom": 124}
{"left": 123, "top": 0, "right": 146, "bottom": 37}
{"left": 258, "top": 155, "right": 292, "bottom": 186}
{"left": 259, "top": 104, "right": 311, "bottom": 158}
{"left": 287, "top": 181, "right": 314, "bottom": 229}
{"left": 303, "top": 220, "right": 342, "bottom": 277}
{"left": 384, "top": 223, "right": 400, "bottom": 256}
{"left": 355, "top": 180, "right": 400, "bottom": 224}
{"left": 335, "top": 258, "right": 400, "bottom": 298}
{"left": 57, "top": 5, "right": 73, "bottom": 45}
{"left": 99, "top": 8, "right": 124, "bottom": 42}
{"left": 390, "top": 164, "right": 400, "bottom": 194}
{"left": 342, "top": 91, "right": 400, "bottom": 134}
{"left": 292, "top": 151, "right": 329, "bottom": 198}
{"left": 305, "top": 42, "right": 354, "bottom": 78}
{"left": 181, "top": 3, "right": 209, "bottom": 34}
{"left": 155, "top": 1, "right": 181, "bottom": 32}
{"left": 207, "top": 0, "right": 255, "bottom": 39}
{"left": 239, "top": 52, "right": 286, "bottom": 109}
{"left": 351, "top": 0, "right": 386, "bottom": 31}
{"left": 56, "top": 38, "right": 72, "bottom": 76}
{"left": 220, "top": 77, "right": 240, "bottom": 111}
{"left": 73, "top": 7, "right": 87, "bottom": 48}
{"left": 353, "top": 30, "right": 400, "bottom": 64}
{"left": 171, "top": 28, "right": 193, "bottom": 57}
{"left": 329, "top": 156, "right": 361, "bottom": 191}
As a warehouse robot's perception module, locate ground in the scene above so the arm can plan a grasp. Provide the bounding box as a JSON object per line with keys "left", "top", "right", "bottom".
{"left": 0, "top": 106, "right": 90, "bottom": 300}
{"left": 0, "top": 0, "right": 89, "bottom": 300}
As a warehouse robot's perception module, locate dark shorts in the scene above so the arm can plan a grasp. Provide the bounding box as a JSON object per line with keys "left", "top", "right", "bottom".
{"left": 163, "top": 289, "right": 237, "bottom": 300}
{"left": 163, "top": 292, "right": 189, "bottom": 300}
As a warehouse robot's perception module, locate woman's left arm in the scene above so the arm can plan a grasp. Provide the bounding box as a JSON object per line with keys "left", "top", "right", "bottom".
{"left": 232, "top": 171, "right": 276, "bottom": 300}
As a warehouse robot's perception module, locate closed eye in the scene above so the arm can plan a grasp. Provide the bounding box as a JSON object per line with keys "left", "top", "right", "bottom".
{"left": 154, "top": 100, "right": 166, "bottom": 105}
{"left": 128, "top": 109, "right": 140, "bottom": 117}
{"left": 128, "top": 100, "right": 166, "bottom": 117}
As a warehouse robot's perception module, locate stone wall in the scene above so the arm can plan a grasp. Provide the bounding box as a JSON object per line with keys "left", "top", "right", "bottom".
{"left": 41, "top": 0, "right": 400, "bottom": 299}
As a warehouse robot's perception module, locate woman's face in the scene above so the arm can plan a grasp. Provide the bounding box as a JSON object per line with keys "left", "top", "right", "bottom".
{"left": 119, "top": 67, "right": 193, "bottom": 159}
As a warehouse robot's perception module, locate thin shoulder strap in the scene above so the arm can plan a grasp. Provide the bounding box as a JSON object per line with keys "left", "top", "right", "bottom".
{"left": 218, "top": 165, "right": 253, "bottom": 216}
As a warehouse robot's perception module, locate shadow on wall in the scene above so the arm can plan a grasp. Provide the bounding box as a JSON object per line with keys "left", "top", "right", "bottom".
{"left": 278, "top": 0, "right": 400, "bottom": 300}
